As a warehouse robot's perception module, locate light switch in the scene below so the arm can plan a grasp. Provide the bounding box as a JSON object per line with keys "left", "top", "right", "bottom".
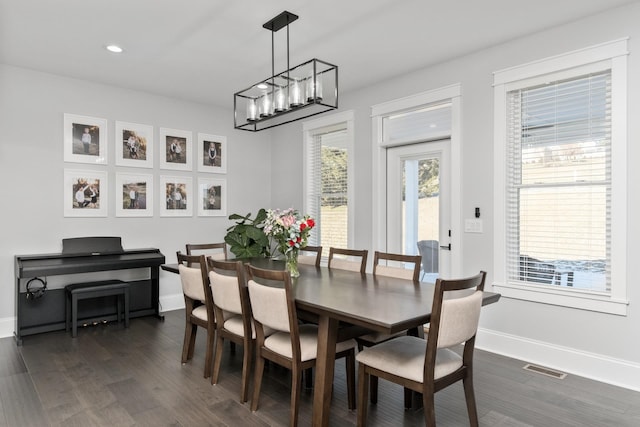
{"left": 464, "top": 219, "right": 483, "bottom": 233}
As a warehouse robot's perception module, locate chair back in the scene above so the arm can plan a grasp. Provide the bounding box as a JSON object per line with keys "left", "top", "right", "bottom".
{"left": 186, "top": 242, "right": 227, "bottom": 263}
{"left": 298, "top": 245, "right": 323, "bottom": 267}
{"left": 417, "top": 240, "right": 439, "bottom": 274}
{"left": 207, "top": 259, "right": 245, "bottom": 315}
{"left": 427, "top": 271, "right": 486, "bottom": 353}
{"left": 328, "top": 247, "right": 368, "bottom": 273}
{"left": 176, "top": 252, "right": 209, "bottom": 302}
{"left": 246, "top": 265, "right": 297, "bottom": 334}
{"left": 373, "top": 251, "right": 422, "bottom": 282}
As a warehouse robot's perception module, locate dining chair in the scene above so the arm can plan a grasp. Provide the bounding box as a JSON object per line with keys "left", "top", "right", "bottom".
{"left": 207, "top": 258, "right": 254, "bottom": 403}
{"left": 246, "top": 264, "right": 357, "bottom": 426}
{"left": 356, "top": 271, "right": 487, "bottom": 427}
{"left": 373, "top": 251, "right": 422, "bottom": 282}
{"left": 176, "top": 252, "right": 216, "bottom": 379}
{"left": 186, "top": 242, "right": 227, "bottom": 264}
{"left": 297, "top": 245, "right": 323, "bottom": 267}
{"left": 357, "top": 251, "right": 422, "bottom": 348}
{"left": 328, "top": 247, "right": 368, "bottom": 273}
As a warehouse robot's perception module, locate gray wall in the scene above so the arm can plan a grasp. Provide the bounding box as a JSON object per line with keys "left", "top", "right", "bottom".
{"left": 0, "top": 64, "right": 271, "bottom": 326}
{"left": 270, "top": 3, "right": 640, "bottom": 389}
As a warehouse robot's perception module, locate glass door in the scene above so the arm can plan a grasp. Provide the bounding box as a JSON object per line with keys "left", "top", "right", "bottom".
{"left": 386, "top": 140, "right": 451, "bottom": 281}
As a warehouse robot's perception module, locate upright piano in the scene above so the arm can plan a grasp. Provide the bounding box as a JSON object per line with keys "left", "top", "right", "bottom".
{"left": 14, "top": 237, "right": 165, "bottom": 344}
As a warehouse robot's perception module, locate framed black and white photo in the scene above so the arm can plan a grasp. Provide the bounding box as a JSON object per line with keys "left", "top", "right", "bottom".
{"left": 197, "top": 177, "right": 227, "bottom": 217}
{"left": 64, "top": 114, "right": 107, "bottom": 164}
{"left": 115, "top": 121, "right": 153, "bottom": 168}
{"left": 115, "top": 173, "right": 153, "bottom": 217}
{"left": 159, "top": 128, "right": 192, "bottom": 171}
{"left": 64, "top": 169, "right": 107, "bottom": 217}
{"left": 160, "top": 175, "right": 192, "bottom": 217}
{"left": 197, "top": 133, "right": 227, "bottom": 173}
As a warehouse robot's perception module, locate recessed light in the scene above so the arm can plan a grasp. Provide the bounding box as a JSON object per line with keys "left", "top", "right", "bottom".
{"left": 106, "top": 45, "right": 123, "bottom": 53}
{"left": 256, "top": 83, "right": 268, "bottom": 90}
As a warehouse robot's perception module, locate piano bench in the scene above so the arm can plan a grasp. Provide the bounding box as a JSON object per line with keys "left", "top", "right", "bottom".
{"left": 65, "top": 280, "right": 130, "bottom": 338}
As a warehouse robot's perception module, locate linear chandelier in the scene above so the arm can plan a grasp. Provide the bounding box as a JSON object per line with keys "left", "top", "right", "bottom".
{"left": 234, "top": 11, "right": 339, "bottom": 132}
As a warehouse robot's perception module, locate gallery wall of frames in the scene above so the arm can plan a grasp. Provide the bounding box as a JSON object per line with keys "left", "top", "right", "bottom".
{"left": 63, "top": 113, "right": 227, "bottom": 218}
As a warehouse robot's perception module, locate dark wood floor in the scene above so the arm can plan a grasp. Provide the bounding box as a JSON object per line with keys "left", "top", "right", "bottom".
{"left": 2, "top": 310, "right": 639, "bottom": 426}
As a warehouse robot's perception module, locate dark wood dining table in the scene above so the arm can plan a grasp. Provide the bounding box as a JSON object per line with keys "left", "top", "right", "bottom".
{"left": 162, "top": 259, "right": 500, "bottom": 427}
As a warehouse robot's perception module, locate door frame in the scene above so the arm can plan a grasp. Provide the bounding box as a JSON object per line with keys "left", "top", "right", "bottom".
{"left": 371, "top": 84, "right": 462, "bottom": 277}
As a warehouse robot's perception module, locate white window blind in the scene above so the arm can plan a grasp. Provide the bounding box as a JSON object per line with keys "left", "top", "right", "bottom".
{"left": 306, "top": 125, "right": 349, "bottom": 255}
{"left": 506, "top": 72, "right": 611, "bottom": 293}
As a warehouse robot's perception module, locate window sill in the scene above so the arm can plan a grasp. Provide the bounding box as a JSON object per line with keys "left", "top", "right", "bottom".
{"left": 492, "top": 282, "right": 628, "bottom": 316}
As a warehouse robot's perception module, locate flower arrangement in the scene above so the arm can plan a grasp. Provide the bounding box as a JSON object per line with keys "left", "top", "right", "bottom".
{"left": 264, "top": 208, "right": 315, "bottom": 255}
{"left": 263, "top": 208, "right": 315, "bottom": 277}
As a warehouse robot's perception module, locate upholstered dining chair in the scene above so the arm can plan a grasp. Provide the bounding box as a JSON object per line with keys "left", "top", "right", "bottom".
{"left": 207, "top": 258, "right": 254, "bottom": 403}
{"left": 246, "top": 264, "right": 357, "bottom": 426}
{"left": 328, "top": 247, "right": 368, "bottom": 273}
{"left": 176, "top": 252, "right": 216, "bottom": 379}
{"left": 186, "top": 242, "right": 227, "bottom": 264}
{"left": 357, "top": 251, "right": 422, "bottom": 349}
{"left": 356, "top": 271, "right": 487, "bottom": 427}
{"left": 297, "top": 245, "right": 323, "bottom": 267}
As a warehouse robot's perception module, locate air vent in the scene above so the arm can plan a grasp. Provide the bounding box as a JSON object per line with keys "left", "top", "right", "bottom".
{"left": 523, "top": 363, "right": 567, "bottom": 379}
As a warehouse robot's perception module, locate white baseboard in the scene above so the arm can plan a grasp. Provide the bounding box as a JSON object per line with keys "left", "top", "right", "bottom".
{"left": 159, "top": 292, "right": 185, "bottom": 313}
{"left": 477, "top": 327, "right": 640, "bottom": 392}
{"left": 0, "top": 317, "right": 15, "bottom": 339}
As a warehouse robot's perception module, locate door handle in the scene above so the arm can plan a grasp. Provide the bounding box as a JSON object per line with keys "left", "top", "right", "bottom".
{"left": 440, "top": 244, "right": 451, "bottom": 251}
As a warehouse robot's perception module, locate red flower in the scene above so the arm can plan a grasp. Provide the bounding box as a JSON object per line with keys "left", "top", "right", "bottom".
{"left": 288, "top": 240, "right": 295, "bottom": 247}
{"left": 307, "top": 218, "right": 315, "bottom": 228}
{"left": 297, "top": 237, "right": 301, "bottom": 243}
{"left": 300, "top": 223, "right": 307, "bottom": 231}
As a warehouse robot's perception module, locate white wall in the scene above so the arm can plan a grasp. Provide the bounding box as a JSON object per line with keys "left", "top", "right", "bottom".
{"left": 271, "top": 3, "right": 640, "bottom": 390}
{"left": 0, "top": 64, "right": 271, "bottom": 334}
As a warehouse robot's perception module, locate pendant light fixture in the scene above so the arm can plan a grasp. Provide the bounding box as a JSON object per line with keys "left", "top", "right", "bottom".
{"left": 233, "top": 11, "right": 339, "bottom": 132}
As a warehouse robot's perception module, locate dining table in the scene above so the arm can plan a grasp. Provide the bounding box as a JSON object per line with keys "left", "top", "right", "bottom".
{"left": 161, "top": 258, "right": 500, "bottom": 427}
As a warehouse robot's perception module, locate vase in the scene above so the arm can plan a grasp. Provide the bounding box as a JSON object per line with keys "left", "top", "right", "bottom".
{"left": 285, "top": 249, "right": 300, "bottom": 278}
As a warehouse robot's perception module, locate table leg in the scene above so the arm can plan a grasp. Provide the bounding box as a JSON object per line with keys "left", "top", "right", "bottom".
{"left": 313, "top": 315, "right": 338, "bottom": 427}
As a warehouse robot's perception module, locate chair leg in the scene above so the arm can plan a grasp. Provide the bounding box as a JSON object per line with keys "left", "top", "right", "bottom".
{"left": 463, "top": 374, "right": 479, "bottom": 427}
{"left": 346, "top": 350, "right": 356, "bottom": 410}
{"left": 211, "top": 333, "right": 225, "bottom": 385}
{"left": 370, "top": 375, "right": 378, "bottom": 404}
{"left": 304, "top": 367, "right": 313, "bottom": 389}
{"left": 423, "top": 390, "right": 436, "bottom": 427}
{"left": 251, "top": 354, "right": 265, "bottom": 412}
{"left": 290, "top": 367, "right": 302, "bottom": 427}
{"left": 404, "top": 387, "right": 412, "bottom": 409}
{"left": 182, "top": 322, "right": 197, "bottom": 363}
{"left": 357, "top": 363, "right": 369, "bottom": 427}
{"left": 240, "top": 338, "right": 252, "bottom": 403}
{"left": 203, "top": 327, "right": 215, "bottom": 378}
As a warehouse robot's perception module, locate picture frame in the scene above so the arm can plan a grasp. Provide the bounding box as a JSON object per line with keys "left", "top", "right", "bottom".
{"left": 115, "top": 121, "right": 154, "bottom": 168}
{"left": 197, "top": 133, "right": 227, "bottom": 173}
{"left": 63, "top": 114, "right": 108, "bottom": 164}
{"left": 115, "top": 173, "right": 154, "bottom": 217}
{"left": 64, "top": 169, "right": 108, "bottom": 217}
{"left": 197, "top": 177, "right": 227, "bottom": 217}
{"left": 159, "top": 128, "right": 192, "bottom": 171}
{"left": 160, "top": 175, "right": 192, "bottom": 217}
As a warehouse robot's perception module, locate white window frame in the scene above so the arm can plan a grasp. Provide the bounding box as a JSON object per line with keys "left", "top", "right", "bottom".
{"left": 303, "top": 110, "right": 355, "bottom": 250}
{"left": 493, "top": 39, "right": 628, "bottom": 315}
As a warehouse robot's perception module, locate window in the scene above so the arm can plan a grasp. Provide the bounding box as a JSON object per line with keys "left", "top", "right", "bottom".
{"left": 303, "top": 111, "right": 354, "bottom": 257}
{"left": 493, "top": 39, "right": 628, "bottom": 315}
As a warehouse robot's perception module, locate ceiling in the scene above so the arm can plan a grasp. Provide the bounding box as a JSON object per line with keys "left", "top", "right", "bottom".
{"left": 0, "top": 0, "right": 635, "bottom": 108}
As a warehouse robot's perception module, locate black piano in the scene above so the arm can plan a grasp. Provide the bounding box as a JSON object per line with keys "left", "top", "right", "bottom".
{"left": 14, "top": 237, "right": 165, "bottom": 344}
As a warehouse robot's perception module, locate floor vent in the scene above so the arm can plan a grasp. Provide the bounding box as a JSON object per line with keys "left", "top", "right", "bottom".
{"left": 523, "top": 364, "right": 567, "bottom": 379}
